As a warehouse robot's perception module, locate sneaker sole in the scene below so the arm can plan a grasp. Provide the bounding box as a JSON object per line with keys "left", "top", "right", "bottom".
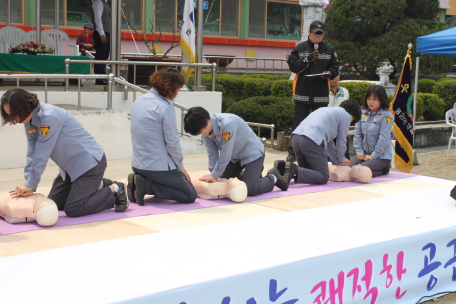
{"left": 127, "top": 173, "right": 136, "bottom": 203}
{"left": 283, "top": 162, "right": 297, "bottom": 185}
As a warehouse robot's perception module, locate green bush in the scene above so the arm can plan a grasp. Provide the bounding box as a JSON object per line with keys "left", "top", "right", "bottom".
{"left": 432, "top": 79, "right": 456, "bottom": 112}
{"left": 271, "top": 80, "right": 293, "bottom": 98}
{"left": 340, "top": 82, "right": 374, "bottom": 106}
{"left": 222, "top": 96, "right": 236, "bottom": 113}
{"left": 227, "top": 96, "right": 293, "bottom": 135}
{"left": 437, "top": 77, "right": 456, "bottom": 83}
{"left": 418, "top": 79, "right": 437, "bottom": 93}
{"left": 417, "top": 93, "right": 445, "bottom": 121}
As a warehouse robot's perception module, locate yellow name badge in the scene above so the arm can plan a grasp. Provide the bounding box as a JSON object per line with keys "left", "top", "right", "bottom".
{"left": 40, "top": 125, "right": 51, "bottom": 137}
{"left": 27, "top": 128, "right": 36, "bottom": 134}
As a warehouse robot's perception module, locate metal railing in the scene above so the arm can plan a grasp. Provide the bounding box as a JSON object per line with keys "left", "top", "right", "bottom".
{"left": 0, "top": 72, "right": 276, "bottom": 149}
{"left": 88, "top": 53, "right": 288, "bottom": 74}
{"left": 65, "top": 58, "right": 217, "bottom": 89}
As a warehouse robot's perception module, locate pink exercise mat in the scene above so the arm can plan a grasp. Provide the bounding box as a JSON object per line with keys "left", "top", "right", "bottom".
{"left": 0, "top": 171, "right": 416, "bottom": 235}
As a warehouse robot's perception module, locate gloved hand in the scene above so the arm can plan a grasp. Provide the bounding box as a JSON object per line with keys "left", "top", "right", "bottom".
{"left": 304, "top": 50, "right": 319, "bottom": 64}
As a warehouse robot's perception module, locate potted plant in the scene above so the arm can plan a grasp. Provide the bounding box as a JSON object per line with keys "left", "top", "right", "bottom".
{"left": 9, "top": 42, "right": 55, "bottom": 55}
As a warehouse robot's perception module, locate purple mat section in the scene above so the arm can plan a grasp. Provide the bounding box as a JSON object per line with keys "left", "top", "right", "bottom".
{"left": 0, "top": 171, "right": 416, "bottom": 235}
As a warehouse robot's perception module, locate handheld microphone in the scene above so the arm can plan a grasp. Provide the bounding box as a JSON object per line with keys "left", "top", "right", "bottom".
{"left": 314, "top": 43, "right": 319, "bottom": 66}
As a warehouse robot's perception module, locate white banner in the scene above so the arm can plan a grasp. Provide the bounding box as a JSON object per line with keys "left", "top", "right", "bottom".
{"left": 128, "top": 226, "right": 456, "bottom": 304}
{"left": 180, "top": 0, "right": 196, "bottom": 83}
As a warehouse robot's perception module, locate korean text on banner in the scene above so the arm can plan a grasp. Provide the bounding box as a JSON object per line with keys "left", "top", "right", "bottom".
{"left": 180, "top": 0, "right": 196, "bottom": 83}
{"left": 390, "top": 50, "right": 414, "bottom": 173}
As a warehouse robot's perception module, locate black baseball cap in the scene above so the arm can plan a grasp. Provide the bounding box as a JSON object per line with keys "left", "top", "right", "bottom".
{"left": 310, "top": 20, "right": 325, "bottom": 34}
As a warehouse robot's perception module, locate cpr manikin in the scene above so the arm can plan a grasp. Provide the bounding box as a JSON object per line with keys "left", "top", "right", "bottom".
{"left": 192, "top": 178, "right": 248, "bottom": 203}
{"left": 0, "top": 193, "right": 59, "bottom": 226}
{"left": 328, "top": 164, "right": 372, "bottom": 184}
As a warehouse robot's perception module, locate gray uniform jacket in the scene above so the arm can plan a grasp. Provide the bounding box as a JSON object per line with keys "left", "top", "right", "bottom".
{"left": 204, "top": 114, "right": 264, "bottom": 179}
{"left": 24, "top": 103, "right": 104, "bottom": 191}
{"left": 131, "top": 88, "right": 184, "bottom": 171}
{"left": 354, "top": 108, "right": 394, "bottom": 160}
{"left": 292, "top": 107, "right": 351, "bottom": 164}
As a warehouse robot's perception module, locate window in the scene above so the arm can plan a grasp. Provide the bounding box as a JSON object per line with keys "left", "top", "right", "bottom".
{"left": 249, "top": 0, "right": 302, "bottom": 41}
{"left": 0, "top": 0, "right": 23, "bottom": 24}
{"left": 221, "top": 0, "right": 239, "bottom": 36}
{"left": 41, "top": 0, "right": 64, "bottom": 26}
{"left": 195, "top": 0, "right": 221, "bottom": 36}
{"left": 154, "top": 0, "right": 176, "bottom": 33}
{"left": 266, "top": 2, "right": 301, "bottom": 40}
{"left": 121, "top": 0, "right": 143, "bottom": 30}
{"left": 67, "top": 0, "right": 91, "bottom": 27}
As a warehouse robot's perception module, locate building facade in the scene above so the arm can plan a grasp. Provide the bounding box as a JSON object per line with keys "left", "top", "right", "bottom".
{"left": 0, "top": 0, "right": 305, "bottom": 60}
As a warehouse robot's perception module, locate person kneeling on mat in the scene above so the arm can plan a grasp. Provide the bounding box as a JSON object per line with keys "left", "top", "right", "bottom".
{"left": 1, "top": 89, "right": 128, "bottom": 217}
{"left": 351, "top": 85, "right": 394, "bottom": 177}
{"left": 127, "top": 68, "right": 197, "bottom": 205}
{"left": 184, "top": 107, "right": 291, "bottom": 195}
{"left": 274, "top": 100, "right": 361, "bottom": 185}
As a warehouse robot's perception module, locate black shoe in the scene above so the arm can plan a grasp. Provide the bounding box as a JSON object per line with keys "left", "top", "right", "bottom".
{"left": 283, "top": 161, "right": 298, "bottom": 185}
{"left": 273, "top": 160, "right": 286, "bottom": 176}
{"left": 102, "top": 178, "right": 113, "bottom": 188}
{"left": 134, "top": 174, "right": 146, "bottom": 206}
{"left": 286, "top": 154, "right": 296, "bottom": 162}
{"left": 268, "top": 168, "right": 289, "bottom": 191}
{"left": 127, "top": 173, "right": 136, "bottom": 203}
{"left": 114, "top": 182, "right": 129, "bottom": 212}
{"left": 95, "top": 79, "right": 108, "bottom": 85}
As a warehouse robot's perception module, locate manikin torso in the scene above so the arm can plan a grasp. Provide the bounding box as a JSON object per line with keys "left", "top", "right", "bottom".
{"left": 192, "top": 178, "right": 248, "bottom": 203}
{"left": 0, "top": 193, "right": 59, "bottom": 226}
{"left": 328, "top": 164, "right": 372, "bottom": 183}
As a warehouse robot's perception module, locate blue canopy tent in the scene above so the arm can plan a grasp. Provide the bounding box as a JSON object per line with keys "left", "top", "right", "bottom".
{"left": 412, "top": 27, "right": 456, "bottom": 135}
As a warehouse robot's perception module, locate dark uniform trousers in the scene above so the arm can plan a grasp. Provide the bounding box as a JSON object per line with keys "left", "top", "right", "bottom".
{"left": 93, "top": 31, "right": 110, "bottom": 75}
{"left": 292, "top": 134, "right": 330, "bottom": 185}
{"left": 349, "top": 158, "right": 391, "bottom": 177}
{"left": 220, "top": 155, "right": 274, "bottom": 196}
{"left": 48, "top": 154, "right": 115, "bottom": 217}
{"left": 288, "top": 103, "right": 327, "bottom": 156}
{"left": 133, "top": 168, "right": 197, "bottom": 204}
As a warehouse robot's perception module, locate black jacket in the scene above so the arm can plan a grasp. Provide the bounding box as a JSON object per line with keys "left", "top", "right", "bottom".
{"left": 287, "top": 38, "right": 340, "bottom": 105}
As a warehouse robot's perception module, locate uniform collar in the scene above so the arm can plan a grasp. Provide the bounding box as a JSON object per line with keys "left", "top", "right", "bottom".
{"left": 30, "top": 103, "right": 42, "bottom": 127}
{"left": 150, "top": 87, "right": 173, "bottom": 105}
{"left": 335, "top": 85, "right": 345, "bottom": 97}
{"left": 362, "top": 107, "right": 385, "bottom": 116}
{"left": 209, "top": 114, "right": 219, "bottom": 137}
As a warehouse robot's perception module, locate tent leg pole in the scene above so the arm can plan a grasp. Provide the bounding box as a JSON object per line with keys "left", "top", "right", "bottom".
{"left": 413, "top": 56, "right": 420, "bottom": 149}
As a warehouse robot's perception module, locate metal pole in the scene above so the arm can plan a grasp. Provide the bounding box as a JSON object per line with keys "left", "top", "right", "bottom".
{"left": 194, "top": 0, "right": 205, "bottom": 91}
{"left": 54, "top": 0, "right": 59, "bottom": 30}
{"left": 107, "top": 73, "right": 114, "bottom": 109}
{"left": 270, "top": 125, "right": 275, "bottom": 150}
{"left": 6, "top": 0, "right": 11, "bottom": 26}
{"left": 212, "top": 63, "right": 216, "bottom": 92}
{"left": 77, "top": 79, "right": 81, "bottom": 110}
{"left": 45, "top": 79, "right": 48, "bottom": 103}
{"left": 413, "top": 56, "right": 420, "bottom": 148}
{"left": 181, "top": 110, "right": 185, "bottom": 136}
{"left": 36, "top": 0, "right": 41, "bottom": 43}
{"left": 16, "top": 78, "right": 19, "bottom": 88}
{"left": 65, "top": 59, "right": 69, "bottom": 91}
{"left": 110, "top": 0, "right": 121, "bottom": 77}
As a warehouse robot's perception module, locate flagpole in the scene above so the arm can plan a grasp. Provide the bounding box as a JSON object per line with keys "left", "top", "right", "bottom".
{"left": 413, "top": 55, "right": 420, "bottom": 148}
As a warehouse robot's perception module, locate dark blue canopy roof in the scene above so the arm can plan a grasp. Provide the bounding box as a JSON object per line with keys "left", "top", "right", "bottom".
{"left": 416, "top": 26, "right": 456, "bottom": 56}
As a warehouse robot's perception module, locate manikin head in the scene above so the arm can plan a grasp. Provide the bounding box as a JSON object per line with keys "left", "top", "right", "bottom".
{"left": 349, "top": 165, "right": 372, "bottom": 184}
{"left": 226, "top": 178, "right": 248, "bottom": 203}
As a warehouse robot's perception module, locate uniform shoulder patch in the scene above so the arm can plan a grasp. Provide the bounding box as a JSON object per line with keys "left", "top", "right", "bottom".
{"left": 27, "top": 128, "right": 36, "bottom": 134}
{"left": 222, "top": 132, "right": 231, "bottom": 142}
{"left": 40, "top": 125, "right": 51, "bottom": 136}
{"left": 362, "top": 114, "right": 368, "bottom": 119}
{"left": 386, "top": 117, "right": 393, "bottom": 124}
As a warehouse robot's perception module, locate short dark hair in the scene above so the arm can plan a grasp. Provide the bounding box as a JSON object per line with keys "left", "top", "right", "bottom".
{"left": 339, "top": 99, "right": 361, "bottom": 124}
{"left": 149, "top": 67, "right": 185, "bottom": 99}
{"left": 1, "top": 88, "right": 39, "bottom": 125}
{"left": 362, "top": 85, "right": 390, "bottom": 110}
{"left": 184, "top": 106, "right": 210, "bottom": 136}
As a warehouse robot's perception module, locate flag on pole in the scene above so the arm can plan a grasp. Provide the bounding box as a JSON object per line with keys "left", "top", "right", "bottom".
{"left": 180, "top": 0, "right": 196, "bottom": 83}
{"left": 390, "top": 48, "right": 414, "bottom": 173}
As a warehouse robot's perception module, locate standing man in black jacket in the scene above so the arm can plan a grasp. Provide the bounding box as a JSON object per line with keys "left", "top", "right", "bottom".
{"left": 286, "top": 20, "right": 340, "bottom": 162}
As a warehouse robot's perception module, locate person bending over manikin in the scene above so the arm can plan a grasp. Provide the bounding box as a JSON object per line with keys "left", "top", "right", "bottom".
{"left": 0, "top": 193, "right": 58, "bottom": 226}
{"left": 328, "top": 164, "right": 372, "bottom": 184}
{"left": 192, "top": 178, "right": 248, "bottom": 203}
